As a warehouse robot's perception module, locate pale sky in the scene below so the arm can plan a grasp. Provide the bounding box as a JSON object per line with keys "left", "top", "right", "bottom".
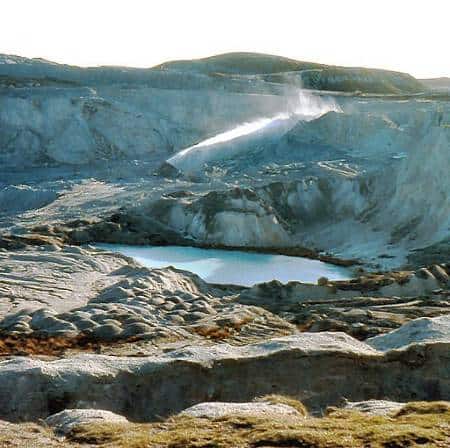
{"left": 1, "top": 0, "right": 448, "bottom": 78}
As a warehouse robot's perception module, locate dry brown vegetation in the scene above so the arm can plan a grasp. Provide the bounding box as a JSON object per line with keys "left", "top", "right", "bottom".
{"left": 332, "top": 271, "right": 414, "bottom": 292}
{"left": 393, "top": 401, "right": 450, "bottom": 417}
{"left": 67, "top": 400, "right": 450, "bottom": 448}
{"left": 0, "top": 421, "right": 81, "bottom": 447}
{"left": 254, "top": 394, "right": 309, "bottom": 416}
{"left": 0, "top": 333, "right": 175, "bottom": 356}
{"left": 192, "top": 315, "right": 256, "bottom": 341}
{"left": 0, "top": 334, "right": 101, "bottom": 356}
{"left": 192, "top": 324, "right": 234, "bottom": 340}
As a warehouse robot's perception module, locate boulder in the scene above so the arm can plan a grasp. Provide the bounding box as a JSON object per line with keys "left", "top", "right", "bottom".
{"left": 341, "top": 399, "right": 405, "bottom": 416}
{"left": 180, "top": 401, "right": 302, "bottom": 420}
{"left": 45, "top": 409, "right": 128, "bottom": 435}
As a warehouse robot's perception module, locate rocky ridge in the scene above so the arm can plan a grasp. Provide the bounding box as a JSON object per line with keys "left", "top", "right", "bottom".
{"left": 1, "top": 332, "right": 449, "bottom": 422}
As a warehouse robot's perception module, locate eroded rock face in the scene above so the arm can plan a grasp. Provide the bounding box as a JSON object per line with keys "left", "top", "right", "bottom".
{"left": 2, "top": 86, "right": 449, "bottom": 270}
{"left": 0, "top": 84, "right": 292, "bottom": 168}
{"left": 0, "top": 333, "right": 448, "bottom": 422}
{"left": 66, "top": 112, "right": 448, "bottom": 265}
{"left": 146, "top": 188, "right": 292, "bottom": 247}
{"left": 0, "top": 51, "right": 447, "bottom": 269}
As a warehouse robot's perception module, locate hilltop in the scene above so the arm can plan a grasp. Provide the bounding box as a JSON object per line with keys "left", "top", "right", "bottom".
{"left": 0, "top": 51, "right": 426, "bottom": 94}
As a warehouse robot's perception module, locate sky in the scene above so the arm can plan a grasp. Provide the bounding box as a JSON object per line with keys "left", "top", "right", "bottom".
{"left": 1, "top": 0, "right": 448, "bottom": 78}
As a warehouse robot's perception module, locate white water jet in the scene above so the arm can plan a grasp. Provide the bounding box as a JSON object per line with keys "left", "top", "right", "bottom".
{"left": 167, "top": 90, "right": 341, "bottom": 174}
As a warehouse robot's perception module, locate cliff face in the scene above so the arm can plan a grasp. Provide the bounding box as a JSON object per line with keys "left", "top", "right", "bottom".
{"left": 0, "top": 86, "right": 291, "bottom": 167}
{"left": 0, "top": 52, "right": 427, "bottom": 169}
{"left": 154, "top": 96, "right": 449, "bottom": 266}
{"left": 0, "top": 333, "right": 448, "bottom": 421}
{"left": 377, "top": 125, "right": 450, "bottom": 248}
{"left": 0, "top": 52, "right": 447, "bottom": 268}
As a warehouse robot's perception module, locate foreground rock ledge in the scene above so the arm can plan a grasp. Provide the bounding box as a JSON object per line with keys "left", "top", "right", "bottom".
{"left": 0, "top": 332, "right": 448, "bottom": 422}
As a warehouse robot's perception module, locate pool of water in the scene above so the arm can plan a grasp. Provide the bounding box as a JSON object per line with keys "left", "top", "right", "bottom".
{"left": 97, "top": 244, "right": 352, "bottom": 287}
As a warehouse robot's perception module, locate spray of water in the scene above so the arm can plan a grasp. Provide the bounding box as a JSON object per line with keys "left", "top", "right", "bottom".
{"left": 292, "top": 89, "right": 341, "bottom": 118}
{"left": 168, "top": 89, "right": 341, "bottom": 173}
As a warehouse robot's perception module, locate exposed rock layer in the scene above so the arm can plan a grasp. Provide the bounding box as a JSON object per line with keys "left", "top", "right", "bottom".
{"left": 0, "top": 333, "right": 448, "bottom": 422}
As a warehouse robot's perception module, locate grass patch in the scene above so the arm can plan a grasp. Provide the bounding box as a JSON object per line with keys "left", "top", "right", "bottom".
{"left": 0, "top": 422, "right": 64, "bottom": 447}
{"left": 68, "top": 401, "right": 450, "bottom": 447}
{"left": 394, "top": 401, "right": 450, "bottom": 417}
{"left": 254, "top": 394, "right": 308, "bottom": 416}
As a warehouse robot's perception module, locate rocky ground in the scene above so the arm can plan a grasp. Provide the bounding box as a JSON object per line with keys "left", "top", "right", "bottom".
{"left": 0, "top": 52, "right": 449, "bottom": 446}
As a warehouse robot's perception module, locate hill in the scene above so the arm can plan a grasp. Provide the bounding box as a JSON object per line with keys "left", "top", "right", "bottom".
{"left": 0, "top": 52, "right": 426, "bottom": 94}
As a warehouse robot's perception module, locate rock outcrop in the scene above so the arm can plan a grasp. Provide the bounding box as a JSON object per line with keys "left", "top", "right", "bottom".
{"left": 0, "top": 333, "right": 448, "bottom": 422}
{"left": 341, "top": 399, "right": 406, "bottom": 416}
{"left": 367, "top": 315, "right": 450, "bottom": 351}
{"left": 237, "top": 268, "right": 450, "bottom": 338}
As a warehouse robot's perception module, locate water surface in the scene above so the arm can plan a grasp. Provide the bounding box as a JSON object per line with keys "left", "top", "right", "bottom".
{"left": 98, "top": 244, "right": 351, "bottom": 287}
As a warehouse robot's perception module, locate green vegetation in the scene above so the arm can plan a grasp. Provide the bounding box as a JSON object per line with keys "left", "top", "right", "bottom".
{"left": 157, "top": 52, "right": 426, "bottom": 94}
{"left": 156, "top": 52, "right": 325, "bottom": 75}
